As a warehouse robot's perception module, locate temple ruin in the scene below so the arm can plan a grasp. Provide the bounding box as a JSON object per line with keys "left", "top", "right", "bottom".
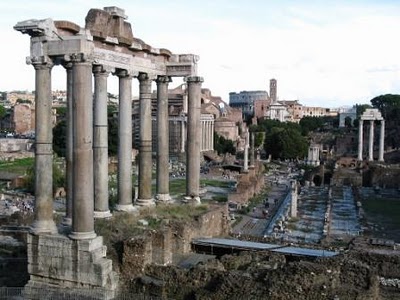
{"left": 357, "top": 108, "right": 385, "bottom": 162}
{"left": 14, "top": 6, "right": 204, "bottom": 296}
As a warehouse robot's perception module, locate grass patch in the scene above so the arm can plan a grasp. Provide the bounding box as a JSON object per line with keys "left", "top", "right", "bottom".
{"left": 155, "top": 204, "right": 209, "bottom": 221}
{"left": 0, "top": 157, "right": 34, "bottom": 174}
{"left": 200, "top": 179, "right": 232, "bottom": 188}
{"left": 169, "top": 179, "right": 186, "bottom": 196}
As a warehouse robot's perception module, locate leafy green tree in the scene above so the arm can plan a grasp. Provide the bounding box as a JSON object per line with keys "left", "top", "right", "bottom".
{"left": 214, "top": 133, "right": 236, "bottom": 155}
{"left": 53, "top": 120, "right": 67, "bottom": 157}
{"left": 370, "top": 94, "right": 400, "bottom": 120}
{"left": 264, "top": 126, "right": 308, "bottom": 160}
{"left": 24, "top": 161, "right": 65, "bottom": 194}
{"left": 0, "top": 105, "right": 6, "bottom": 119}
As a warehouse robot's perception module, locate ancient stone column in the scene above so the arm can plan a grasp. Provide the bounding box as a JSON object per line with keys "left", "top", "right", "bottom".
{"left": 69, "top": 54, "right": 96, "bottom": 240}
{"left": 368, "top": 120, "right": 374, "bottom": 161}
{"left": 137, "top": 72, "right": 155, "bottom": 206}
{"left": 358, "top": 119, "right": 364, "bottom": 161}
{"left": 290, "top": 180, "right": 298, "bottom": 218}
{"left": 62, "top": 62, "right": 73, "bottom": 226}
{"left": 249, "top": 131, "right": 255, "bottom": 168}
{"left": 180, "top": 119, "right": 185, "bottom": 153}
{"left": 115, "top": 70, "right": 136, "bottom": 212}
{"left": 379, "top": 120, "right": 385, "bottom": 162}
{"left": 211, "top": 121, "right": 214, "bottom": 150}
{"left": 93, "top": 66, "right": 111, "bottom": 218}
{"left": 31, "top": 56, "right": 57, "bottom": 235}
{"left": 156, "top": 75, "right": 172, "bottom": 202}
{"left": 186, "top": 76, "right": 203, "bottom": 202}
{"left": 243, "top": 129, "right": 249, "bottom": 173}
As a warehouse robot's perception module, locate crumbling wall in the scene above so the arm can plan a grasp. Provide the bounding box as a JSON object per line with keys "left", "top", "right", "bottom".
{"left": 120, "top": 205, "right": 230, "bottom": 282}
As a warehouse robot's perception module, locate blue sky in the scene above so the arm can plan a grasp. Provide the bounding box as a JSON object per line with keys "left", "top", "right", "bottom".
{"left": 2, "top": 0, "right": 400, "bottom": 107}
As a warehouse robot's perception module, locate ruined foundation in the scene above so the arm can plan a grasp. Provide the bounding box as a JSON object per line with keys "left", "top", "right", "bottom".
{"left": 25, "top": 234, "right": 118, "bottom": 299}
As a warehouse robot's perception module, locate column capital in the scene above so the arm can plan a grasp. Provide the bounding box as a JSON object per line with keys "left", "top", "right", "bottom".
{"left": 29, "top": 56, "right": 54, "bottom": 70}
{"left": 64, "top": 53, "right": 94, "bottom": 64}
{"left": 114, "top": 68, "right": 136, "bottom": 78}
{"left": 185, "top": 76, "right": 204, "bottom": 83}
{"left": 62, "top": 61, "right": 73, "bottom": 70}
{"left": 93, "top": 65, "right": 112, "bottom": 76}
{"left": 138, "top": 72, "right": 157, "bottom": 82}
{"left": 156, "top": 75, "right": 172, "bottom": 84}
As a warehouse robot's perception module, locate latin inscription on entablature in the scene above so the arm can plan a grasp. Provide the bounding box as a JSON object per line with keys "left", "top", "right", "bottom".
{"left": 93, "top": 48, "right": 165, "bottom": 75}
{"left": 93, "top": 48, "right": 132, "bottom": 70}
{"left": 166, "top": 64, "right": 196, "bottom": 77}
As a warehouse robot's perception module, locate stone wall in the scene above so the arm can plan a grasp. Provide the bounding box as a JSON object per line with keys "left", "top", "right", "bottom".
{"left": 26, "top": 234, "right": 118, "bottom": 297}
{"left": 228, "top": 162, "right": 265, "bottom": 205}
{"left": 0, "top": 138, "right": 33, "bottom": 153}
{"left": 119, "top": 205, "right": 229, "bottom": 281}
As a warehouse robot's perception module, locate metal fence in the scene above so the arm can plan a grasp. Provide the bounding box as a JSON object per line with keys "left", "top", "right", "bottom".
{"left": 0, "top": 287, "right": 163, "bottom": 300}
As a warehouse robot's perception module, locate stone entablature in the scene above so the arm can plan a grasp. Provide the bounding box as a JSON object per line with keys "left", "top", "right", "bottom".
{"left": 14, "top": 7, "right": 198, "bottom": 78}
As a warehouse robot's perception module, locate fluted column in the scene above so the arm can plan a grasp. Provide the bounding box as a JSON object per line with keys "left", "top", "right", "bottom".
{"left": 93, "top": 66, "right": 111, "bottom": 218}
{"left": 137, "top": 73, "right": 155, "bottom": 206}
{"left": 31, "top": 56, "right": 57, "bottom": 235}
{"left": 62, "top": 62, "right": 73, "bottom": 226}
{"left": 368, "top": 120, "right": 374, "bottom": 161}
{"left": 156, "top": 75, "right": 172, "bottom": 202}
{"left": 243, "top": 130, "right": 249, "bottom": 172}
{"left": 358, "top": 119, "right": 364, "bottom": 161}
{"left": 115, "top": 70, "right": 136, "bottom": 212}
{"left": 69, "top": 54, "right": 96, "bottom": 240}
{"left": 186, "top": 76, "right": 203, "bottom": 202}
{"left": 379, "top": 120, "right": 385, "bottom": 162}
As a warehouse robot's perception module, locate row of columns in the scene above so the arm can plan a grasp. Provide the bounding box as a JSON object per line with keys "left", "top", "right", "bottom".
{"left": 201, "top": 119, "right": 214, "bottom": 151}
{"left": 357, "top": 119, "right": 385, "bottom": 162}
{"left": 31, "top": 54, "right": 203, "bottom": 239}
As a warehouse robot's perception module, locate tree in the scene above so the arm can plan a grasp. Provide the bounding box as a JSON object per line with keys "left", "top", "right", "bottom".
{"left": 0, "top": 105, "right": 6, "bottom": 119}
{"left": 214, "top": 133, "right": 236, "bottom": 155}
{"left": 264, "top": 126, "right": 308, "bottom": 160}
{"left": 53, "top": 120, "right": 67, "bottom": 157}
{"left": 370, "top": 94, "right": 400, "bottom": 120}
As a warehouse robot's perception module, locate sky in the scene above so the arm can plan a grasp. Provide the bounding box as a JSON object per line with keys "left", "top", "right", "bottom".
{"left": 2, "top": 0, "right": 400, "bottom": 107}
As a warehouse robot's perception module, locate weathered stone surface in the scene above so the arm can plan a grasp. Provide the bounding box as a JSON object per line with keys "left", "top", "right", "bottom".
{"left": 26, "top": 234, "right": 118, "bottom": 295}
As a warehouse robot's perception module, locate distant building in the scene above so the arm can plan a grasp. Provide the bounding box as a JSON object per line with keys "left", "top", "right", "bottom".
{"left": 132, "top": 85, "right": 243, "bottom": 159}
{"left": 229, "top": 90, "right": 269, "bottom": 119}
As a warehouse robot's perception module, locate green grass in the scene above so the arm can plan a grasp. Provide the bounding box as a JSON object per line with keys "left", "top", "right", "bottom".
{"left": 0, "top": 157, "right": 34, "bottom": 174}
{"left": 200, "top": 179, "right": 232, "bottom": 188}
{"left": 363, "top": 197, "right": 400, "bottom": 226}
{"left": 169, "top": 179, "right": 186, "bottom": 196}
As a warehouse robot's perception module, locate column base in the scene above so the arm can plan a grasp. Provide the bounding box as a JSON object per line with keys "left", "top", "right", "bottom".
{"left": 183, "top": 195, "right": 201, "bottom": 205}
{"left": 155, "top": 193, "right": 172, "bottom": 202}
{"left": 94, "top": 210, "right": 112, "bottom": 219}
{"left": 69, "top": 231, "right": 97, "bottom": 240}
{"left": 136, "top": 198, "right": 156, "bottom": 207}
{"left": 30, "top": 219, "right": 58, "bottom": 235}
{"left": 115, "top": 204, "right": 138, "bottom": 212}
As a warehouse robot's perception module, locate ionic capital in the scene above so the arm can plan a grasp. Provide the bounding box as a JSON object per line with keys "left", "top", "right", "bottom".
{"left": 64, "top": 53, "right": 94, "bottom": 64}
{"left": 137, "top": 72, "right": 156, "bottom": 82}
{"left": 156, "top": 75, "right": 172, "bottom": 84}
{"left": 185, "top": 76, "right": 204, "bottom": 83}
{"left": 28, "top": 56, "right": 54, "bottom": 70}
{"left": 114, "top": 68, "right": 136, "bottom": 79}
{"left": 93, "top": 65, "right": 112, "bottom": 77}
